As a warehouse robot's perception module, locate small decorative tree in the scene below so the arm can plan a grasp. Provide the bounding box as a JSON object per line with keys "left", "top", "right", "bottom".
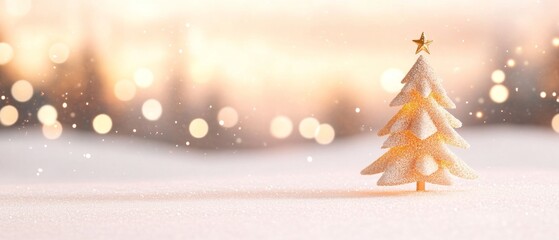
{"left": 361, "top": 33, "right": 477, "bottom": 191}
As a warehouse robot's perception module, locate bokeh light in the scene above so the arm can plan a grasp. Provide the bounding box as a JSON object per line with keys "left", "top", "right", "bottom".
{"left": 553, "top": 37, "right": 559, "bottom": 47}
{"left": 189, "top": 118, "right": 209, "bottom": 138}
{"left": 37, "top": 105, "right": 58, "bottom": 125}
{"left": 134, "top": 68, "right": 154, "bottom": 88}
{"left": 48, "top": 43, "right": 70, "bottom": 64}
{"left": 0, "top": 105, "right": 18, "bottom": 126}
{"left": 92, "top": 114, "right": 113, "bottom": 134}
{"left": 217, "top": 106, "right": 239, "bottom": 128}
{"left": 42, "top": 121, "right": 63, "bottom": 140}
{"left": 114, "top": 80, "right": 137, "bottom": 101}
{"left": 298, "top": 117, "right": 320, "bottom": 139}
{"left": 507, "top": 59, "right": 516, "bottom": 68}
{"left": 270, "top": 116, "right": 293, "bottom": 139}
{"left": 552, "top": 114, "right": 559, "bottom": 133}
{"left": 0, "top": 42, "right": 14, "bottom": 65}
{"left": 0, "top": 1, "right": 556, "bottom": 151}
{"left": 141, "top": 99, "right": 162, "bottom": 121}
{"left": 315, "top": 123, "right": 335, "bottom": 145}
{"left": 475, "top": 111, "right": 483, "bottom": 119}
{"left": 489, "top": 84, "right": 509, "bottom": 103}
{"left": 380, "top": 68, "right": 405, "bottom": 93}
{"left": 11, "top": 80, "right": 34, "bottom": 102}
{"left": 491, "top": 69, "right": 506, "bottom": 84}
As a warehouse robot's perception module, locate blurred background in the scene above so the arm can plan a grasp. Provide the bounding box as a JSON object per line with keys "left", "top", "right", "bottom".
{"left": 1, "top": 0, "right": 559, "bottom": 149}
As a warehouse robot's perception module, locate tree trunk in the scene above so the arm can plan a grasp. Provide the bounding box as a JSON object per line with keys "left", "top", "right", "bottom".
{"left": 416, "top": 181, "right": 425, "bottom": 191}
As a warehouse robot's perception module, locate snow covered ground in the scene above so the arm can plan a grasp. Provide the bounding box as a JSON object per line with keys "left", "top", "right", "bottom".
{"left": 1, "top": 126, "right": 559, "bottom": 239}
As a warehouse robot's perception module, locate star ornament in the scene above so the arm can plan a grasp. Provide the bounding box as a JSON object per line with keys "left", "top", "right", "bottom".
{"left": 413, "top": 32, "right": 433, "bottom": 54}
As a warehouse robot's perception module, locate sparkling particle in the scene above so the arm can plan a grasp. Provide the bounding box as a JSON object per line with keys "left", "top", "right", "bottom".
{"left": 37, "top": 105, "right": 58, "bottom": 125}
{"left": 72, "top": 124, "right": 77, "bottom": 128}
{"left": 540, "top": 91, "right": 547, "bottom": 98}
{"left": 142, "top": 99, "right": 163, "bottom": 121}
{"left": 189, "top": 118, "right": 209, "bottom": 138}
{"left": 62, "top": 102, "right": 68, "bottom": 108}
{"left": 491, "top": 69, "right": 506, "bottom": 83}
{"left": 270, "top": 116, "right": 293, "bottom": 139}
{"left": 11, "top": 80, "right": 34, "bottom": 102}
{"left": 84, "top": 153, "right": 92, "bottom": 159}
{"left": 0, "top": 42, "right": 14, "bottom": 65}
{"left": 307, "top": 156, "right": 313, "bottom": 162}
{"left": 92, "top": 114, "right": 113, "bottom": 134}
{"left": 553, "top": 37, "right": 559, "bottom": 47}
{"left": 489, "top": 84, "right": 509, "bottom": 103}
{"left": 0, "top": 105, "right": 18, "bottom": 126}
{"left": 380, "top": 68, "right": 405, "bottom": 93}
{"left": 315, "top": 123, "right": 335, "bottom": 145}
{"left": 355, "top": 107, "right": 361, "bottom": 113}
{"left": 298, "top": 117, "right": 320, "bottom": 139}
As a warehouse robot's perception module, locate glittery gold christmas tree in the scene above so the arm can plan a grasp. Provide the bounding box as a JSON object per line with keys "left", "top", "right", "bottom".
{"left": 361, "top": 32, "right": 477, "bottom": 191}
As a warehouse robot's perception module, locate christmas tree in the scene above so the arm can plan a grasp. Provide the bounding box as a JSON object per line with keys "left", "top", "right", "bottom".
{"left": 361, "top": 33, "right": 477, "bottom": 191}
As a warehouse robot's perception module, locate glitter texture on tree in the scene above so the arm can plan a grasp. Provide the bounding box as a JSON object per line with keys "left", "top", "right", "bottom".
{"left": 361, "top": 52, "right": 477, "bottom": 191}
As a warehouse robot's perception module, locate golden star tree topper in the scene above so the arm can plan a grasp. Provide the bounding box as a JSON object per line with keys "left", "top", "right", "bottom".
{"left": 361, "top": 32, "right": 477, "bottom": 191}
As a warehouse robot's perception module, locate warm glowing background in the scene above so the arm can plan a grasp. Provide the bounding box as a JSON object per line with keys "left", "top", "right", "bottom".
{"left": 1, "top": 0, "right": 559, "bottom": 148}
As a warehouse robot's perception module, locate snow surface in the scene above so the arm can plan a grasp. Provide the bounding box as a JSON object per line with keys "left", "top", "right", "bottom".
{"left": 1, "top": 127, "right": 559, "bottom": 239}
